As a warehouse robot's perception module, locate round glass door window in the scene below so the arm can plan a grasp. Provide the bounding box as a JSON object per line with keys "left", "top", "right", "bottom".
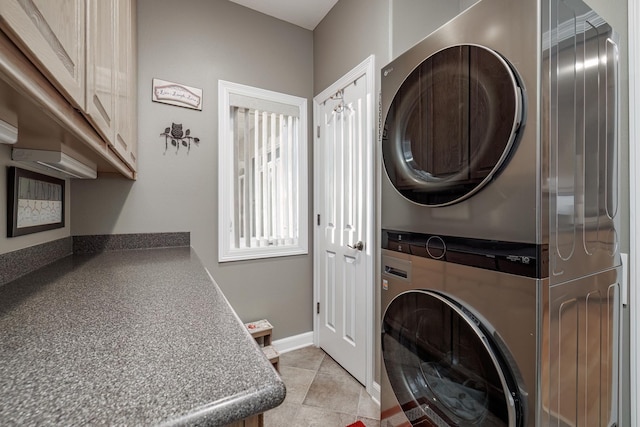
{"left": 382, "top": 45, "right": 524, "bottom": 206}
{"left": 382, "top": 290, "right": 522, "bottom": 426}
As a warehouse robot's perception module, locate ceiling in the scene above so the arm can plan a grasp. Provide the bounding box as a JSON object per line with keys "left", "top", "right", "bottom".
{"left": 228, "top": 0, "right": 339, "bottom": 30}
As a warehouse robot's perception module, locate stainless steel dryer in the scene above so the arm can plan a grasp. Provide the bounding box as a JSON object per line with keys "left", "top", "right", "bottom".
{"left": 381, "top": 0, "right": 537, "bottom": 244}
{"left": 379, "top": 0, "right": 623, "bottom": 426}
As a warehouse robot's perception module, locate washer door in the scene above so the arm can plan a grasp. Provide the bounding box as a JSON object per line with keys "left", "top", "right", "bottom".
{"left": 382, "top": 290, "right": 523, "bottom": 426}
{"left": 382, "top": 45, "right": 523, "bottom": 206}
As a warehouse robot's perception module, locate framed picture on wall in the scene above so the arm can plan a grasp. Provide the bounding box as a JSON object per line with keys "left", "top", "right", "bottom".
{"left": 7, "top": 167, "right": 65, "bottom": 237}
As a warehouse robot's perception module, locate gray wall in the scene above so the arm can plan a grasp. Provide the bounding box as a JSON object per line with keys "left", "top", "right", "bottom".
{"left": 0, "top": 145, "right": 70, "bottom": 255}
{"left": 313, "top": 0, "right": 390, "bottom": 96}
{"left": 71, "top": 0, "right": 314, "bottom": 341}
{"left": 391, "top": 0, "right": 477, "bottom": 57}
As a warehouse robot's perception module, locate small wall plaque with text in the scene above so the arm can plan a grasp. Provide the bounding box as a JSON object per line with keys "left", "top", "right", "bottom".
{"left": 152, "top": 78, "right": 203, "bottom": 110}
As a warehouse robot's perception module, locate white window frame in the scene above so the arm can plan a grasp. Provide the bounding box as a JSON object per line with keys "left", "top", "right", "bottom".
{"left": 218, "top": 80, "right": 308, "bottom": 262}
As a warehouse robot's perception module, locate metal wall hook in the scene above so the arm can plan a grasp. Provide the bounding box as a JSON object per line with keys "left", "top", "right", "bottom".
{"left": 330, "top": 90, "right": 345, "bottom": 113}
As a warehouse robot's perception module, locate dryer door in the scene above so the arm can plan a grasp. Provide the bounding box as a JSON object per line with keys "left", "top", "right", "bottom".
{"left": 382, "top": 45, "right": 523, "bottom": 206}
{"left": 382, "top": 290, "right": 523, "bottom": 426}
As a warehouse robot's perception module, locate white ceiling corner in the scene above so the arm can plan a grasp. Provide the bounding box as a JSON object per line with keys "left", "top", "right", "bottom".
{"left": 228, "top": 0, "right": 339, "bottom": 30}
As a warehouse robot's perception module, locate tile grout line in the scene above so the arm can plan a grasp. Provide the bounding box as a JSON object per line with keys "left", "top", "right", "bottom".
{"left": 302, "top": 353, "right": 325, "bottom": 409}
{"left": 272, "top": 348, "right": 378, "bottom": 426}
{"left": 302, "top": 352, "right": 359, "bottom": 423}
{"left": 356, "top": 388, "right": 363, "bottom": 418}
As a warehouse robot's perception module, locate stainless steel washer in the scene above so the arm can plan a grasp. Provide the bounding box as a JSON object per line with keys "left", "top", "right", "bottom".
{"left": 380, "top": 244, "right": 620, "bottom": 427}
{"left": 380, "top": 236, "right": 537, "bottom": 427}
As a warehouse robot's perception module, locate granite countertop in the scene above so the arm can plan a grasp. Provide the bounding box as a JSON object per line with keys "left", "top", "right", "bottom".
{"left": 0, "top": 247, "right": 285, "bottom": 426}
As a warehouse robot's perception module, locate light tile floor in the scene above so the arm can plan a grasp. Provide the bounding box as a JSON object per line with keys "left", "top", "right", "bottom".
{"left": 264, "top": 346, "right": 380, "bottom": 427}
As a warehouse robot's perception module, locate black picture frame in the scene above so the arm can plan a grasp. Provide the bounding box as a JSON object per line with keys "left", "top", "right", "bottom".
{"left": 7, "top": 167, "right": 65, "bottom": 237}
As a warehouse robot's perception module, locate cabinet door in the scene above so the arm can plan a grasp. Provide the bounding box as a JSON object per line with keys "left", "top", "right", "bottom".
{"left": 86, "top": 0, "right": 116, "bottom": 143}
{"left": 114, "top": 0, "right": 137, "bottom": 169}
{"left": 0, "top": 0, "right": 85, "bottom": 108}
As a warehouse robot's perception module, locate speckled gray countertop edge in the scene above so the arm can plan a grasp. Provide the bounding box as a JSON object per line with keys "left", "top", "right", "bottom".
{"left": 0, "top": 247, "right": 286, "bottom": 426}
{"left": 189, "top": 264, "right": 287, "bottom": 426}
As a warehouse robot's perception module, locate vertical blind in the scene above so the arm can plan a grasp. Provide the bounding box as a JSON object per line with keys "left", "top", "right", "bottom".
{"left": 231, "top": 101, "right": 300, "bottom": 250}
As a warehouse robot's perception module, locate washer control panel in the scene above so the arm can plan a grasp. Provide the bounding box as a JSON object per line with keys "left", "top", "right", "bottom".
{"left": 382, "top": 229, "right": 547, "bottom": 279}
{"left": 426, "top": 236, "right": 446, "bottom": 259}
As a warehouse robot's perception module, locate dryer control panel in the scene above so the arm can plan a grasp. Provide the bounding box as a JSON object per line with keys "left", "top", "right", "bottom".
{"left": 382, "top": 229, "right": 548, "bottom": 279}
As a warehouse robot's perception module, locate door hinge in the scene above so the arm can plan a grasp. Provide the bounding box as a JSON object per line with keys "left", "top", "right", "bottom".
{"left": 317, "top": 125, "right": 320, "bottom": 138}
{"left": 317, "top": 214, "right": 320, "bottom": 226}
{"left": 316, "top": 302, "right": 320, "bottom": 314}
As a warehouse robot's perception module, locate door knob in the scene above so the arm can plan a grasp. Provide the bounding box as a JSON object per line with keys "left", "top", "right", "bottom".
{"left": 347, "top": 241, "right": 364, "bottom": 251}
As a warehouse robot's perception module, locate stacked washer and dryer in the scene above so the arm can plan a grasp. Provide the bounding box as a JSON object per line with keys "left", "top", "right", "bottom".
{"left": 380, "top": 0, "right": 622, "bottom": 426}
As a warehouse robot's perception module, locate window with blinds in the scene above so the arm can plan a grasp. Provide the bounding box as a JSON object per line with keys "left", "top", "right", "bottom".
{"left": 218, "top": 80, "right": 308, "bottom": 262}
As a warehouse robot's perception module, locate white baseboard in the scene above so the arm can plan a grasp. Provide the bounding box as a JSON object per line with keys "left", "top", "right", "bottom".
{"left": 369, "top": 381, "right": 381, "bottom": 405}
{"left": 272, "top": 331, "right": 314, "bottom": 354}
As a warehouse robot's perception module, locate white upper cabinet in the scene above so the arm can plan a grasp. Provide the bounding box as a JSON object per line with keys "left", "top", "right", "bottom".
{"left": 86, "top": 0, "right": 137, "bottom": 170}
{"left": 0, "top": 0, "right": 86, "bottom": 109}
{"left": 86, "top": 0, "right": 116, "bottom": 143}
{"left": 0, "top": 0, "right": 137, "bottom": 175}
{"left": 114, "top": 0, "right": 137, "bottom": 169}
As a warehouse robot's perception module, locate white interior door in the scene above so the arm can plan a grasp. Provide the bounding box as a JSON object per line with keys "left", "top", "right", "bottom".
{"left": 314, "top": 57, "right": 375, "bottom": 386}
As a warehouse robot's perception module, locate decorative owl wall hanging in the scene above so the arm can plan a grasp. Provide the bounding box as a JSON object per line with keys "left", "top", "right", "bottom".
{"left": 160, "top": 123, "right": 200, "bottom": 154}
